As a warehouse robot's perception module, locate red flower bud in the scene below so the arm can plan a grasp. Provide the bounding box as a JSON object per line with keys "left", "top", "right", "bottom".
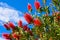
{"left": 29, "top": 30, "right": 33, "bottom": 36}
{"left": 23, "top": 25, "right": 30, "bottom": 31}
{"left": 34, "top": 0, "right": 40, "bottom": 10}
{"left": 33, "top": 18, "right": 42, "bottom": 26}
{"left": 57, "top": 16, "right": 60, "bottom": 19}
{"left": 12, "top": 33, "right": 19, "bottom": 39}
{"left": 2, "top": 34, "right": 10, "bottom": 39}
{"left": 18, "top": 20, "right": 23, "bottom": 28}
{"left": 35, "top": 38, "right": 38, "bottom": 40}
{"left": 27, "top": 3, "right": 32, "bottom": 11}
{"left": 23, "top": 25, "right": 33, "bottom": 36}
{"left": 24, "top": 13, "right": 33, "bottom": 24}
{"left": 8, "top": 22, "right": 15, "bottom": 29}
{"left": 4, "top": 23, "right": 10, "bottom": 30}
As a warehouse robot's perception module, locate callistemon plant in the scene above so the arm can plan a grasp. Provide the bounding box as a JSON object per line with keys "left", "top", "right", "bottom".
{"left": 2, "top": 0, "right": 60, "bottom": 40}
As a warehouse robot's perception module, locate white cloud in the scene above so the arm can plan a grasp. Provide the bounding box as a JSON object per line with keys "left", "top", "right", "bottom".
{"left": 0, "top": 2, "right": 13, "bottom": 8}
{"left": 0, "top": 2, "right": 29, "bottom": 39}
{"left": 0, "top": 2, "right": 28, "bottom": 39}
{"left": 0, "top": 2, "right": 28, "bottom": 25}
{"left": 0, "top": 37, "right": 5, "bottom": 40}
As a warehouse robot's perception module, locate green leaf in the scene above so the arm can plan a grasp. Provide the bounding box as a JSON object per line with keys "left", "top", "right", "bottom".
{"left": 43, "top": 0, "right": 46, "bottom": 4}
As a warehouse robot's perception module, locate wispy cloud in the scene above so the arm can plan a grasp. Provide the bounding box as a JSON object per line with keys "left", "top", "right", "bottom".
{"left": 0, "top": 37, "right": 5, "bottom": 40}
{"left": 0, "top": 2, "right": 13, "bottom": 8}
{"left": 0, "top": 2, "right": 28, "bottom": 39}
{"left": 0, "top": 2, "right": 28, "bottom": 25}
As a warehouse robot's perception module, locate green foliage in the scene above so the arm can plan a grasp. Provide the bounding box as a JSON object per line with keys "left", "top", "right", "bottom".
{"left": 3, "top": 0, "right": 60, "bottom": 40}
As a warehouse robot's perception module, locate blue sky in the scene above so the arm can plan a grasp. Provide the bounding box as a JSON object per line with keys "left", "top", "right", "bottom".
{"left": 0, "top": 0, "right": 52, "bottom": 40}
{"left": 0, "top": 0, "right": 52, "bottom": 12}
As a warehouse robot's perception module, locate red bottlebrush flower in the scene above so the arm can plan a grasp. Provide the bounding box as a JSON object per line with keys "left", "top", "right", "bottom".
{"left": 34, "top": 0, "right": 40, "bottom": 10}
{"left": 2, "top": 34, "right": 10, "bottom": 39}
{"left": 23, "top": 25, "right": 30, "bottom": 31}
{"left": 18, "top": 20, "right": 23, "bottom": 28}
{"left": 8, "top": 22, "right": 15, "bottom": 29}
{"left": 24, "top": 13, "right": 33, "bottom": 24}
{"left": 29, "top": 30, "right": 33, "bottom": 36}
{"left": 35, "top": 38, "right": 38, "bottom": 40}
{"left": 57, "top": 16, "right": 60, "bottom": 19}
{"left": 12, "top": 33, "right": 19, "bottom": 39}
{"left": 23, "top": 25, "right": 33, "bottom": 36}
{"left": 27, "top": 3, "right": 32, "bottom": 11}
{"left": 56, "top": 12, "right": 60, "bottom": 20}
{"left": 4, "top": 23, "right": 10, "bottom": 30}
{"left": 33, "top": 18, "right": 42, "bottom": 26}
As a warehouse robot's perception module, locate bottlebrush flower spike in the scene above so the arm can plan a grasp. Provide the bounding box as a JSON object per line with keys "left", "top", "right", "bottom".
{"left": 8, "top": 22, "right": 15, "bottom": 29}
{"left": 27, "top": 3, "right": 32, "bottom": 11}
{"left": 57, "top": 16, "right": 60, "bottom": 19}
{"left": 2, "top": 33, "right": 10, "bottom": 39}
{"left": 4, "top": 23, "right": 10, "bottom": 30}
{"left": 35, "top": 38, "right": 38, "bottom": 40}
{"left": 12, "top": 33, "right": 19, "bottom": 39}
{"left": 34, "top": 0, "right": 40, "bottom": 10}
{"left": 57, "top": 14, "right": 60, "bottom": 20}
{"left": 24, "top": 13, "right": 33, "bottom": 24}
{"left": 23, "top": 25, "right": 33, "bottom": 36}
{"left": 33, "top": 18, "right": 42, "bottom": 26}
{"left": 29, "top": 30, "right": 33, "bottom": 36}
{"left": 18, "top": 20, "right": 23, "bottom": 28}
{"left": 23, "top": 25, "right": 30, "bottom": 31}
